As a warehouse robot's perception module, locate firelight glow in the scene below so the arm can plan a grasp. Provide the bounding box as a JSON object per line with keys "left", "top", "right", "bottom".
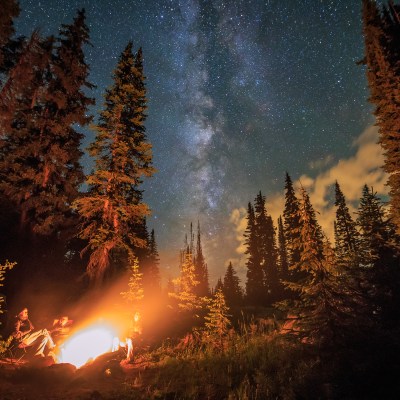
{"left": 57, "top": 324, "right": 115, "bottom": 368}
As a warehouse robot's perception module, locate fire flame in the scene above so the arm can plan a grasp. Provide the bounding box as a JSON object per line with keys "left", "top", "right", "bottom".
{"left": 57, "top": 324, "right": 115, "bottom": 368}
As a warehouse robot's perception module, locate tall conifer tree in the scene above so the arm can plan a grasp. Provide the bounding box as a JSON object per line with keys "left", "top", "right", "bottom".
{"left": 283, "top": 173, "right": 302, "bottom": 272}
{"left": 244, "top": 201, "right": 264, "bottom": 305}
{"left": 277, "top": 216, "right": 289, "bottom": 299}
{"left": 334, "top": 181, "right": 360, "bottom": 267}
{"left": 74, "top": 42, "right": 154, "bottom": 282}
{"left": 356, "top": 185, "right": 400, "bottom": 326}
{"left": 222, "top": 262, "right": 243, "bottom": 307}
{"left": 0, "top": 10, "right": 93, "bottom": 235}
{"left": 169, "top": 246, "right": 203, "bottom": 311}
{"left": 361, "top": 0, "right": 400, "bottom": 234}
{"left": 0, "top": 0, "right": 20, "bottom": 80}
{"left": 141, "top": 228, "right": 161, "bottom": 294}
{"left": 281, "top": 188, "right": 354, "bottom": 345}
{"left": 193, "top": 222, "right": 210, "bottom": 296}
{"left": 254, "top": 192, "right": 279, "bottom": 304}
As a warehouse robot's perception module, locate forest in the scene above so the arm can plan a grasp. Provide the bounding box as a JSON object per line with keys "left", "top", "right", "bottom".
{"left": 0, "top": 0, "right": 400, "bottom": 399}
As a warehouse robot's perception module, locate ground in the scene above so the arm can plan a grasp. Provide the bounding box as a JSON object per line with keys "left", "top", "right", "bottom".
{"left": 0, "top": 351, "right": 153, "bottom": 400}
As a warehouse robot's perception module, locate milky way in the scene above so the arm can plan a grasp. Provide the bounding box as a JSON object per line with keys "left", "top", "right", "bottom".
{"left": 16, "top": 0, "right": 375, "bottom": 285}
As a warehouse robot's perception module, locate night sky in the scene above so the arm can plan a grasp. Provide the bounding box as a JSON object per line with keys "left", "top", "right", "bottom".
{"left": 15, "top": 0, "right": 388, "bottom": 286}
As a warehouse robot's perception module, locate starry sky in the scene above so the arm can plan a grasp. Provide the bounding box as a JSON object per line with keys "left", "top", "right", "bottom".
{"left": 15, "top": 0, "right": 388, "bottom": 286}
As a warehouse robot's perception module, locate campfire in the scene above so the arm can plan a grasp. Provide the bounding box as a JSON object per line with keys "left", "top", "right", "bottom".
{"left": 55, "top": 322, "right": 118, "bottom": 368}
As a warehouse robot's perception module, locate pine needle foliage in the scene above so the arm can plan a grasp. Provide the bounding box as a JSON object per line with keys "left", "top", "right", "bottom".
{"left": 193, "top": 222, "right": 210, "bottom": 297}
{"left": 0, "top": 0, "right": 20, "bottom": 79}
{"left": 169, "top": 247, "right": 204, "bottom": 312}
{"left": 356, "top": 184, "right": 400, "bottom": 326}
{"left": 74, "top": 42, "right": 155, "bottom": 282}
{"left": 120, "top": 256, "right": 144, "bottom": 306}
{"left": 0, "top": 10, "right": 93, "bottom": 235}
{"left": 0, "top": 260, "right": 15, "bottom": 321}
{"left": 361, "top": 0, "right": 400, "bottom": 234}
{"left": 203, "top": 288, "right": 231, "bottom": 350}
{"left": 244, "top": 201, "right": 264, "bottom": 304}
{"left": 280, "top": 188, "right": 357, "bottom": 346}
{"left": 222, "top": 262, "right": 243, "bottom": 307}
{"left": 334, "top": 181, "right": 360, "bottom": 268}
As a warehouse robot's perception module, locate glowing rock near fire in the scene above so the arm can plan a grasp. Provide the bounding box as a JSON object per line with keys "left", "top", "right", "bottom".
{"left": 58, "top": 325, "right": 115, "bottom": 368}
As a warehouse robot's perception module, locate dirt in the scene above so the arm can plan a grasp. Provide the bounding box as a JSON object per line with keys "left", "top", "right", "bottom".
{"left": 0, "top": 352, "right": 154, "bottom": 400}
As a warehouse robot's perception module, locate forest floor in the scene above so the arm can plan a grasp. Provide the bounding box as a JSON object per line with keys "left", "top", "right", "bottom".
{"left": 0, "top": 351, "right": 155, "bottom": 400}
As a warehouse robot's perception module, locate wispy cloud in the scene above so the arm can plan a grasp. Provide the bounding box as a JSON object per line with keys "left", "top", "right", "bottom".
{"left": 229, "top": 124, "right": 388, "bottom": 269}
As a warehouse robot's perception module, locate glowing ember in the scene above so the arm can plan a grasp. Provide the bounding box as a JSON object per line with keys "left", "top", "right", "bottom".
{"left": 57, "top": 324, "right": 115, "bottom": 368}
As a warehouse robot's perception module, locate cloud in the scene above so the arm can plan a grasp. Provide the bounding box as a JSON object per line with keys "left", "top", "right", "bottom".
{"left": 229, "top": 124, "right": 388, "bottom": 268}
{"left": 308, "top": 154, "right": 334, "bottom": 170}
{"left": 298, "top": 125, "right": 388, "bottom": 238}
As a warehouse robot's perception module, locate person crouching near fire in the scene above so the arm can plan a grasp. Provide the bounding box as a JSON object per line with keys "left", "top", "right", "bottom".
{"left": 13, "top": 307, "right": 55, "bottom": 357}
{"left": 51, "top": 315, "right": 73, "bottom": 345}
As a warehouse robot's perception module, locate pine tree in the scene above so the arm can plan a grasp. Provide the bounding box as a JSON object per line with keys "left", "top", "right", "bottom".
{"left": 0, "top": 32, "right": 54, "bottom": 232}
{"left": 356, "top": 185, "right": 400, "bottom": 326}
{"left": 280, "top": 188, "right": 354, "bottom": 345}
{"left": 193, "top": 222, "right": 209, "bottom": 296}
{"left": 334, "top": 181, "right": 360, "bottom": 268}
{"left": 283, "top": 173, "right": 302, "bottom": 276}
{"left": 0, "top": 10, "right": 93, "bottom": 236}
{"left": 120, "top": 256, "right": 144, "bottom": 337}
{"left": 254, "top": 192, "right": 280, "bottom": 304}
{"left": 244, "top": 201, "right": 264, "bottom": 305}
{"left": 0, "top": 260, "right": 16, "bottom": 323}
{"left": 203, "top": 288, "right": 231, "bottom": 350}
{"left": 277, "top": 215, "right": 289, "bottom": 299}
{"left": 169, "top": 246, "right": 203, "bottom": 312}
{"left": 0, "top": 0, "right": 20, "bottom": 80}
{"left": 214, "top": 277, "right": 224, "bottom": 294}
{"left": 361, "top": 0, "right": 400, "bottom": 234}
{"left": 74, "top": 42, "right": 155, "bottom": 282}
{"left": 222, "top": 262, "right": 243, "bottom": 307}
{"left": 120, "top": 256, "right": 144, "bottom": 305}
{"left": 143, "top": 229, "right": 161, "bottom": 293}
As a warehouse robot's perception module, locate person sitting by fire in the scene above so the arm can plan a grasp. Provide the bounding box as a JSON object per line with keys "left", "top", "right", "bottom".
{"left": 126, "top": 311, "right": 142, "bottom": 361}
{"left": 12, "top": 307, "right": 55, "bottom": 357}
{"left": 50, "top": 315, "right": 73, "bottom": 345}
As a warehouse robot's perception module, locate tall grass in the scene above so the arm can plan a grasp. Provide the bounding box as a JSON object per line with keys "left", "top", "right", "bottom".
{"left": 118, "top": 326, "right": 324, "bottom": 400}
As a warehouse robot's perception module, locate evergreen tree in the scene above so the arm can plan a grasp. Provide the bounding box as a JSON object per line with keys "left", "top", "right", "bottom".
{"left": 356, "top": 185, "right": 400, "bottom": 326}
{"left": 281, "top": 188, "right": 354, "bottom": 345}
{"left": 169, "top": 246, "right": 203, "bottom": 311}
{"left": 254, "top": 192, "right": 279, "bottom": 304}
{"left": 214, "top": 277, "right": 224, "bottom": 294}
{"left": 0, "top": 10, "right": 93, "bottom": 236}
{"left": 120, "top": 256, "right": 144, "bottom": 337}
{"left": 282, "top": 173, "right": 302, "bottom": 274}
{"left": 361, "top": 0, "right": 400, "bottom": 234}
{"left": 0, "top": 0, "right": 20, "bottom": 80}
{"left": 244, "top": 201, "right": 264, "bottom": 305}
{"left": 0, "top": 260, "right": 16, "bottom": 323}
{"left": 222, "top": 262, "right": 243, "bottom": 307}
{"left": 193, "top": 222, "right": 209, "bottom": 296}
{"left": 277, "top": 215, "right": 289, "bottom": 299}
{"left": 74, "top": 42, "right": 154, "bottom": 282}
{"left": 334, "top": 181, "right": 360, "bottom": 268}
{"left": 0, "top": 32, "right": 53, "bottom": 232}
{"left": 143, "top": 228, "right": 161, "bottom": 293}
{"left": 203, "top": 288, "right": 231, "bottom": 350}
{"left": 120, "top": 256, "right": 144, "bottom": 306}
